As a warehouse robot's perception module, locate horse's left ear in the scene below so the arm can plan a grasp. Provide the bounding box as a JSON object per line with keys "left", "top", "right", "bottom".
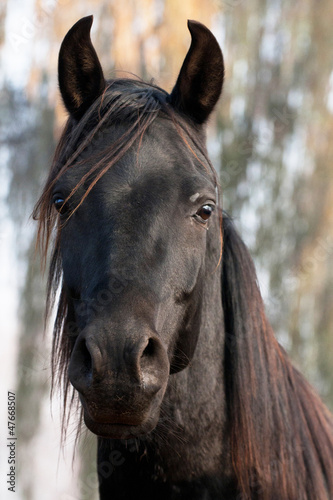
{"left": 169, "top": 20, "right": 224, "bottom": 125}
{"left": 58, "top": 16, "right": 106, "bottom": 121}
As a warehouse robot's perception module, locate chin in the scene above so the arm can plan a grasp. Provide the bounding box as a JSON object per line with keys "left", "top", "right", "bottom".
{"left": 83, "top": 411, "right": 159, "bottom": 439}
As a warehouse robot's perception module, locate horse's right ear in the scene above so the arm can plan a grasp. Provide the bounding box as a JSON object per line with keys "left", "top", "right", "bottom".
{"left": 58, "top": 16, "right": 105, "bottom": 121}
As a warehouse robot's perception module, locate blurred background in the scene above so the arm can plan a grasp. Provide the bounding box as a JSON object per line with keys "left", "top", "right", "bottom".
{"left": 1, "top": 0, "right": 332, "bottom": 498}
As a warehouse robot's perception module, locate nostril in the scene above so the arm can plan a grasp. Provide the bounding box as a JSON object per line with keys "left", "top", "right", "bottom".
{"left": 69, "top": 336, "right": 104, "bottom": 393}
{"left": 82, "top": 339, "right": 92, "bottom": 379}
{"left": 138, "top": 336, "right": 169, "bottom": 396}
{"left": 141, "top": 338, "right": 155, "bottom": 358}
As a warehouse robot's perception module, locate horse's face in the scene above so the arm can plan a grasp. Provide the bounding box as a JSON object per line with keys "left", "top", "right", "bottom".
{"left": 53, "top": 16, "right": 223, "bottom": 439}
{"left": 57, "top": 119, "right": 218, "bottom": 437}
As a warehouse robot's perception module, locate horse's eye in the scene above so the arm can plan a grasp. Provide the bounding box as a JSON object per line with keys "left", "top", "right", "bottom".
{"left": 195, "top": 204, "right": 215, "bottom": 223}
{"left": 53, "top": 196, "right": 66, "bottom": 213}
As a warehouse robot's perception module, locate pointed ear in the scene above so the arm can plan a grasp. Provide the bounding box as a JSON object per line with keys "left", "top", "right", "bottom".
{"left": 58, "top": 16, "right": 105, "bottom": 121}
{"left": 169, "top": 20, "right": 224, "bottom": 125}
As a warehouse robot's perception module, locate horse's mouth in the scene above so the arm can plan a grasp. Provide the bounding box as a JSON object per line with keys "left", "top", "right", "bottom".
{"left": 78, "top": 385, "right": 165, "bottom": 439}
{"left": 83, "top": 411, "right": 157, "bottom": 439}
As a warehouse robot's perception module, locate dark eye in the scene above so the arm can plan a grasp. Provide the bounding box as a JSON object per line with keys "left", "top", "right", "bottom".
{"left": 53, "top": 195, "right": 66, "bottom": 213}
{"left": 194, "top": 204, "right": 215, "bottom": 223}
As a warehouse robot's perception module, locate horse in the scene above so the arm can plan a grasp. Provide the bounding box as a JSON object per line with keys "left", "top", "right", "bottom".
{"left": 34, "top": 15, "right": 333, "bottom": 500}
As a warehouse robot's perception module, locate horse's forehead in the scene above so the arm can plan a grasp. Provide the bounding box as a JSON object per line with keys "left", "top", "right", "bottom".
{"left": 60, "top": 115, "right": 214, "bottom": 208}
{"left": 93, "top": 119, "right": 210, "bottom": 192}
{"left": 98, "top": 163, "right": 209, "bottom": 210}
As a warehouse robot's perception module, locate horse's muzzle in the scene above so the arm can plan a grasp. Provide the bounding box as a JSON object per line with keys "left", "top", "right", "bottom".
{"left": 68, "top": 326, "right": 170, "bottom": 438}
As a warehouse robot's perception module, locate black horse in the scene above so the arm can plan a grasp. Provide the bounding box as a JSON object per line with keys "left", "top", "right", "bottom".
{"left": 34, "top": 16, "right": 333, "bottom": 500}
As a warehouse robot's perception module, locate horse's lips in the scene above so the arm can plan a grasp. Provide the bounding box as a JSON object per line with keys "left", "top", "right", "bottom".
{"left": 83, "top": 412, "right": 155, "bottom": 439}
{"left": 79, "top": 394, "right": 158, "bottom": 438}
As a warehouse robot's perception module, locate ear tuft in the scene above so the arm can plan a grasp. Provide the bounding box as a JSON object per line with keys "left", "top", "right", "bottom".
{"left": 58, "top": 16, "right": 105, "bottom": 121}
{"left": 169, "top": 20, "right": 224, "bottom": 125}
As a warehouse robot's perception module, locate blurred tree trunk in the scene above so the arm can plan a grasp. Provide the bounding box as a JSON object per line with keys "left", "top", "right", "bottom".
{"left": 2, "top": 82, "right": 56, "bottom": 498}
{"left": 288, "top": 0, "right": 333, "bottom": 406}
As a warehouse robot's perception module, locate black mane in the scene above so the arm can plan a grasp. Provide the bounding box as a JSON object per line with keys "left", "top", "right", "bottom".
{"left": 222, "top": 213, "right": 333, "bottom": 498}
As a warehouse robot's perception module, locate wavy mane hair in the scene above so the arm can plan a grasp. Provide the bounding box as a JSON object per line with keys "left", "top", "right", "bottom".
{"left": 222, "top": 215, "right": 333, "bottom": 499}
{"left": 34, "top": 79, "right": 333, "bottom": 500}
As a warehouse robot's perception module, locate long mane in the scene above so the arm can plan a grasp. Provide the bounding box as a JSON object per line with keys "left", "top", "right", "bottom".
{"left": 222, "top": 213, "right": 333, "bottom": 499}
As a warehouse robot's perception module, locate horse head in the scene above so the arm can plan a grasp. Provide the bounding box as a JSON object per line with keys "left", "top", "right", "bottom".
{"left": 46, "top": 16, "right": 224, "bottom": 439}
